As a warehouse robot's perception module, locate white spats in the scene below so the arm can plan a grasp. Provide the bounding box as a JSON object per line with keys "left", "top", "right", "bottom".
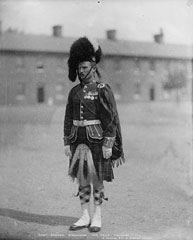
{"left": 90, "top": 205, "right": 102, "bottom": 229}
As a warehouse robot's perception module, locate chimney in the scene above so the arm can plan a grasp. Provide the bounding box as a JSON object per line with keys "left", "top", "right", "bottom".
{"left": 53, "top": 25, "right": 63, "bottom": 37}
{"left": 153, "top": 28, "right": 164, "bottom": 44}
{"left": 106, "top": 29, "right": 117, "bottom": 41}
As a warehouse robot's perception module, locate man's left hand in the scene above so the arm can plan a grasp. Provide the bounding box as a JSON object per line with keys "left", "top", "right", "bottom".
{"left": 102, "top": 146, "right": 112, "bottom": 159}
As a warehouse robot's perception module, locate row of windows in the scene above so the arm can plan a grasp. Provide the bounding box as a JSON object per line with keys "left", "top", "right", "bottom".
{"left": 0, "top": 56, "right": 188, "bottom": 77}
{"left": 100, "top": 58, "right": 187, "bottom": 73}
{"left": 14, "top": 84, "right": 187, "bottom": 103}
{"left": 15, "top": 56, "right": 67, "bottom": 72}
{"left": 114, "top": 81, "right": 141, "bottom": 95}
{"left": 15, "top": 82, "right": 65, "bottom": 96}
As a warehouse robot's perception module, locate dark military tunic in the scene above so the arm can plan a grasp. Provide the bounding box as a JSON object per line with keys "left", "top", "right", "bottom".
{"left": 63, "top": 81, "right": 124, "bottom": 182}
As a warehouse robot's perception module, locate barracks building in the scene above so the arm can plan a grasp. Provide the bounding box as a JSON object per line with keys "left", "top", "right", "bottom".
{"left": 0, "top": 25, "right": 192, "bottom": 105}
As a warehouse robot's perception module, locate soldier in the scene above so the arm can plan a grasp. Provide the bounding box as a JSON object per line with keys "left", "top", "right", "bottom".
{"left": 63, "top": 37, "right": 124, "bottom": 232}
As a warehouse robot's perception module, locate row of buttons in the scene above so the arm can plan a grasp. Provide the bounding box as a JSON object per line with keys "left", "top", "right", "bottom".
{"left": 80, "top": 104, "right": 84, "bottom": 120}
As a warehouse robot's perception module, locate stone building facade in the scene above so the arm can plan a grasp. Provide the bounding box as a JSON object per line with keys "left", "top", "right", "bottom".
{"left": 0, "top": 27, "right": 192, "bottom": 105}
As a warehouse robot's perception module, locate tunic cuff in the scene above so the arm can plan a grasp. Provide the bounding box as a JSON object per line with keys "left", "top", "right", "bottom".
{"left": 63, "top": 136, "right": 70, "bottom": 146}
{"left": 103, "top": 137, "right": 115, "bottom": 148}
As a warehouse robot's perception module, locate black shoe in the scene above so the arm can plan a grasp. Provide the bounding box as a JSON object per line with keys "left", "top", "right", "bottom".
{"left": 69, "top": 223, "right": 90, "bottom": 231}
{"left": 89, "top": 226, "right": 101, "bottom": 232}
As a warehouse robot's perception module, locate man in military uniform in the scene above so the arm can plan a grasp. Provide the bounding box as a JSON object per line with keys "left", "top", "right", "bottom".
{"left": 63, "top": 37, "right": 124, "bottom": 232}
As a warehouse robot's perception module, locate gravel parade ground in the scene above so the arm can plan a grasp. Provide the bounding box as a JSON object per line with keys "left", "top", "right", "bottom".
{"left": 0, "top": 102, "right": 192, "bottom": 240}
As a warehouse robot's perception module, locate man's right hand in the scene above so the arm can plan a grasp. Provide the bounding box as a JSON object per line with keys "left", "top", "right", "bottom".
{"left": 64, "top": 145, "right": 72, "bottom": 158}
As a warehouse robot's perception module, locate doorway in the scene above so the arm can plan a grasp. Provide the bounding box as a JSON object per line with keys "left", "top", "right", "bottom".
{"left": 37, "top": 86, "right": 45, "bottom": 103}
{"left": 149, "top": 86, "right": 155, "bottom": 101}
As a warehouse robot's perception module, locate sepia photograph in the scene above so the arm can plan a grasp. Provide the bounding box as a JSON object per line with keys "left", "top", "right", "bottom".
{"left": 0, "top": 0, "right": 192, "bottom": 239}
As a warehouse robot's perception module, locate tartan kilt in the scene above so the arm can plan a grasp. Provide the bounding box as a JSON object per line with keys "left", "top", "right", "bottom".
{"left": 69, "top": 127, "right": 114, "bottom": 182}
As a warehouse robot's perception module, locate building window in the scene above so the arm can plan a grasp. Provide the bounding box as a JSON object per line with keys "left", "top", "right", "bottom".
{"left": 36, "top": 60, "right": 44, "bottom": 72}
{"left": 56, "top": 59, "right": 65, "bottom": 74}
{"left": 17, "top": 82, "right": 25, "bottom": 95}
{"left": 164, "top": 60, "right": 171, "bottom": 72}
{"left": 36, "top": 56, "right": 45, "bottom": 73}
{"left": 55, "top": 82, "right": 65, "bottom": 101}
{"left": 149, "top": 59, "right": 156, "bottom": 73}
{"left": 134, "top": 82, "right": 141, "bottom": 94}
{"left": 134, "top": 80, "right": 141, "bottom": 100}
{"left": 134, "top": 58, "right": 141, "bottom": 74}
{"left": 114, "top": 82, "right": 122, "bottom": 100}
{"left": 37, "top": 85, "right": 45, "bottom": 103}
{"left": 55, "top": 83, "right": 64, "bottom": 92}
{"left": 114, "top": 58, "right": 121, "bottom": 71}
{"left": 177, "top": 60, "right": 186, "bottom": 72}
{"left": 149, "top": 86, "right": 155, "bottom": 101}
{"left": 16, "top": 56, "right": 25, "bottom": 70}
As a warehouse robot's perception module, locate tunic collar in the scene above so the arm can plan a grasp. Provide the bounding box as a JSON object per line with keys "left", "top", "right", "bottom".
{"left": 80, "top": 79, "right": 96, "bottom": 87}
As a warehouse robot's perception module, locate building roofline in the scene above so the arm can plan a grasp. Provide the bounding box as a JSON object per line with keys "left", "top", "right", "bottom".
{"left": 0, "top": 32, "right": 192, "bottom": 60}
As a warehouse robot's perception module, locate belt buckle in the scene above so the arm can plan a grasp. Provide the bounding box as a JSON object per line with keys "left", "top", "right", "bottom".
{"left": 80, "top": 120, "right": 86, "bottom": 127}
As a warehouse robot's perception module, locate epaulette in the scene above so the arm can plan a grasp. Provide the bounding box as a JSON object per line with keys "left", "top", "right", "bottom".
{"left": 97, "top": 83, "right": 105, "bottom": 88}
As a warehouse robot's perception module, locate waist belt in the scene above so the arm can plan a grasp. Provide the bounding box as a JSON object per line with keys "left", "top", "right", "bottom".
{"left": 73, "top": 120, "right": 101, "bottom": 127}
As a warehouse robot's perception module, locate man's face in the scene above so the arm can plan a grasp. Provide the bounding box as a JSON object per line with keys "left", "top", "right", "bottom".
{"left": 78, "top": 61, "right": 96, "bottom": 83}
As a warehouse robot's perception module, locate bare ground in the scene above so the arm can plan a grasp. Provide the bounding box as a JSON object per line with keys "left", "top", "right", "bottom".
{"left": 0, "top": 102, "right": 192, "bottom": 240}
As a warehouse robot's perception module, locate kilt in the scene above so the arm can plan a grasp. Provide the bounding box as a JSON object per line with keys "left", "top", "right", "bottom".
{"left": 69, "top": 127, "right": 114, "bottom": 183}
